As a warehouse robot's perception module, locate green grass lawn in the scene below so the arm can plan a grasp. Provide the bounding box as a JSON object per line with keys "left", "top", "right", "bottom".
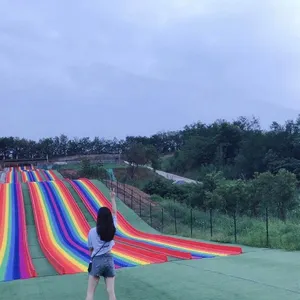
{"left": 2, "top": 238, "right": 300, "bottom": 300}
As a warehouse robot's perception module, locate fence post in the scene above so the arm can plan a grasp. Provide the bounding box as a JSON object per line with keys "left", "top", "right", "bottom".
{"left": 150, "top": 203, "right": 152, "bottom": 227}
{"left": 116, "top": 181, "right": 119, "bottom": 196}
{"left": 190, "top": 208, "right": 193, "bottom": 237}
{"left": 266, "top": 207, "right": 269, "bottom": 247}
{"left": 210, "top": 208, "right": 213, "bottom": 238}
{"left": 174, "top": 209, "right": 177, "bottom": 234}
{"left": 139, "top": 196, "right": 142, "bottom": 217}
{"left": 161, "top": 208, "right": 164, "bottom": 233}
{"left": 233, "top": 210, "right": 237, "bottom": 243}
{"left": 130, "top": 189, "right": 133, "bottom": 209}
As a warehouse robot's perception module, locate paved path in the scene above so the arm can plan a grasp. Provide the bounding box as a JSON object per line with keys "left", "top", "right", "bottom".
{"left": 124, "top": 161, "right": 199, "bottom": 184}
{"left": 150, "top": 168, "right": 198, "bottom": 184}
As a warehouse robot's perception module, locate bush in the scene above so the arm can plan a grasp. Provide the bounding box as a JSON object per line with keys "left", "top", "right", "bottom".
{"left": 149, "top": 195, "right": 300, "bottom": 250}
{"left": 79, "top": 159, "right": 107, "bottom": 179}
{"left": 143, "top": 178, "right": 189, "bottom": 201}
{"left": 150, "top": 194, "right": 165, "bottom": 202}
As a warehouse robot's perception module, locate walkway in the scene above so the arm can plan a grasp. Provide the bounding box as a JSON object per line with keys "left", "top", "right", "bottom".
{"left": 124, "top": 161, "right": 199, "bottom": 184}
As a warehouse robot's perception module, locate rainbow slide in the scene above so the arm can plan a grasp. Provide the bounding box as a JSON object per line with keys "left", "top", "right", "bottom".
{"left": 68, "top": 179, "right": 242, "bottom": 259}
{"left": 18, "top": 165, "right": 34, "bottom": 171}
{"left": 5, "top": 169, "right": 20, "bottom": 183}
{"left": 0, "top": 183, "right": 37, "bottom": 282}
{"left": 28, "top": 181, "right": 166, "bottom": 275}
{"left": 68, "top": 179, "right": 193, "bottom": 260}
{"left": 42, "top": 170, "right": 60, "bottom": 181}
{"left": 20, "top": 169, "right": 59, "bottom": 183}
{"left": 21, "top": 170, "right": 44, "bottom": 183}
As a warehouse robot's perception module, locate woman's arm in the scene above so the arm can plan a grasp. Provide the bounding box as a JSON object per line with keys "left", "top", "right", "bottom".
{"left": 87, "top": 230, "right": 94, "bottom": 256}
{"left": 110, "top": 188, "right": 117, "bottom": 216}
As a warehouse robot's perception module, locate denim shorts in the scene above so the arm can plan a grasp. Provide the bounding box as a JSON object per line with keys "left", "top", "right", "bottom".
{"left": 89, "top": 252, "right": 116, "bottom": 278}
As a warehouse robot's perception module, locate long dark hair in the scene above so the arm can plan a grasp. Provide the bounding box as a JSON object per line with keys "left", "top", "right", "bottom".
{"left": 96, "top": 207, "right": 116, "bottom": 242}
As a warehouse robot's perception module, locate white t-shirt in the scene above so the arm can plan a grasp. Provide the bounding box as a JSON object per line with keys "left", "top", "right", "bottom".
{"left": 88, "top": 215, "right": 117, "bottom": 257}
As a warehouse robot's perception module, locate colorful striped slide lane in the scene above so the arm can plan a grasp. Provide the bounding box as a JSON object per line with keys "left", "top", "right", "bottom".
{"left": 5, "top": 169, "right": 20, "bottom": 183}
{"left": 0, "top": 183, "right": 37, "bottom": 282}
{"left": 21, "top": 170, "right": 44, "bottom": 183}
{"left": 68, "top": 180, "right": 192, "bottom": 260}
{"left": 56, "top": 181, "right": 166, "bottom": 267}
{"left": 68, "top": 179, "right": 242, "bottom": 258}
{"left": 42, "top": 170, "right": 60, "bottom": 181}
{"left": 28, "top": 181, "right": 165, "bottom": 275}
{"left": 19, "top": 165, "right": 34, "bottom": 171}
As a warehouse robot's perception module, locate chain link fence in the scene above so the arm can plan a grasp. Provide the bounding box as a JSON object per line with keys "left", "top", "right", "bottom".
{"left": 103, "top": 179, "right": 300, "bottom": 250}
{"left": 104, "top": 180, "right": 270, "bottom": 247}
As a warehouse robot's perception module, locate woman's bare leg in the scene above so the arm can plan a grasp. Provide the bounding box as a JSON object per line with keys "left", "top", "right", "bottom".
{"left": 105, "top": 277, "right": 116, "bottom": 300}
{"left": 85, "top": 275, "right": 100, "bottom": 300}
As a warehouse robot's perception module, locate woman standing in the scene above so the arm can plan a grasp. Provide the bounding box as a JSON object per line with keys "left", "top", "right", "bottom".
{"left": 85, "top": 189, "right": 117, "bottom": 300}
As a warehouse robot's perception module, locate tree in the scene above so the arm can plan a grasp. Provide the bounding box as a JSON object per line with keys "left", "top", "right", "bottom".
{"left": 80, "top": 158, "right": 107, "bottom": 179}
{"left": 145, "top": 145, "right": 160, "bottom": 171}
{"left": 81, "top": 158, "right": 91, "bottom": 172}
{"left": 208, "top": 179, "right": 247, "bottom": 215}
{"left": 125, "top": 143, "right": 148, "bottom": 178}
{"left": 273, "top": 169, "right": 298, "bottom": 221}
{"left": 202, "top": 171, "right": 225, "bottom": 210}
{"left": 251, "top": 171, "right": 275, "bottom": 213}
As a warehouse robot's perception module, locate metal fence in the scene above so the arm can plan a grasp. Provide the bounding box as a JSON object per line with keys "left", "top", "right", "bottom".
{"left": 102, "top": 179, "right": 280, "bottom": 248}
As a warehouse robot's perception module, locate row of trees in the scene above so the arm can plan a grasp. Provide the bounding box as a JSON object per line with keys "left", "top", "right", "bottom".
{"left": 124, "top": 115, "right": 300, "bottom": 222}
{"left": 164, "top": 115, "right": 300, "bottom": 180}
{"left": 0, "top": 135, "right": 123, "bottom": 159}
{"left": 2, "top": 113, "right": 297, "bottom": 222}
{"left": 3, "top": 115, "right": 300, "bottom": 181}
{"left": 0, "top": 132, "right": 178, "bottom": 160}
{"left": 144, "top": 169, "right": 298, "bottom": 221}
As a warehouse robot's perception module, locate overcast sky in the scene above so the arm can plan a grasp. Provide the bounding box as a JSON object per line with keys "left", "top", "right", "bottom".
{"left": 1, "top": 0, "right": 300, "bottom": 140}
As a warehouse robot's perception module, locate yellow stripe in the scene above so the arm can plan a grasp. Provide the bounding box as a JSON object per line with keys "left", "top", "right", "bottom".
{"left": 112, "top": 249, "right": 149, "bottom": 265}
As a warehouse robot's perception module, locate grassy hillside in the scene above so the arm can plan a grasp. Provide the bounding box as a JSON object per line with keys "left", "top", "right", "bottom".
{"left": 91, "top": 180, "right": 158, "bottom": 234}
{"left": 113, "top": 167, "right": 161, "bottom": 189}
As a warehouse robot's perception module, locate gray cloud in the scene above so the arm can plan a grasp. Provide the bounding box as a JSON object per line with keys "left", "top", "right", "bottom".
{"left": 1, "top": 0, "right": 300, "bottom": 140}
